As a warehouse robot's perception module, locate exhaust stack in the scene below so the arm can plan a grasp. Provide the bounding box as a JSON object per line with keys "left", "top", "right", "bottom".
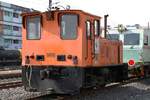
{"left": 104, "top": 15, "right": 109, "bottom": 38}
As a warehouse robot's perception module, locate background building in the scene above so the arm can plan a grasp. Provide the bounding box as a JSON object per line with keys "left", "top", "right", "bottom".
{"left": 0, "top": 1, "right": 30, "bottom": 50}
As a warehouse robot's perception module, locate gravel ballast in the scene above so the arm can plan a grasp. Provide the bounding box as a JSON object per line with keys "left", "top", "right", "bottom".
{"left": 1, "top": 78, "right": 150, "bottom": 100}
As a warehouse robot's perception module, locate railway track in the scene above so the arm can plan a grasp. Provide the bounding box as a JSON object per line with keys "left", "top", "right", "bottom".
{"left": 0, "top": 81, "right": 22, "bottom": 89}
{"left": 0, "top": 70, "right": 22, "bottom": 89}
{"left": 0, "top": 66, "right": 21, "bottom": 71}
{"left": 105, "top": 76, "right": 146, "bottom": 89}
{"left": 0, "top": 70, "right": 21, "bottom": 79}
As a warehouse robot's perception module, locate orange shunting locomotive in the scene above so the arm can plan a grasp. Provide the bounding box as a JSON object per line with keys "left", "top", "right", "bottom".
{"left": 21, "top": 9, "right": 127, "bottom": 94}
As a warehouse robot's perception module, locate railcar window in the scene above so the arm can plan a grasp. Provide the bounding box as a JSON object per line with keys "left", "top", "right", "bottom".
{"left": 60, "top": 14, "right": 78, "bottom": 39}
{"left": 94, "top": 20, "right": 100, "bottom": 36}
{"left": 27, "top": 16, "right": 41, "bottom": 39}
{"left": 86, "top": 21, "right": 91, "bottom": 38}
{"left": 124, "top": 33, "right": 140, "bottom": 45}
{"left": 106, "top": 34, "right": 119, "bottom": 40}
{"left": 144, "top": 35, "right": 148, "bottom": 45}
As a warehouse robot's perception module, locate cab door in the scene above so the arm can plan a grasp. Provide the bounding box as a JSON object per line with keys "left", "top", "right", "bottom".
{"left": 93, "top": 20, "right": 100, "bottom": 65}
{"left": 85, "top": 20, "right": 93, "bottom": 65}
{"left": 85, "top": 20, "right": 100, "bottom": 66}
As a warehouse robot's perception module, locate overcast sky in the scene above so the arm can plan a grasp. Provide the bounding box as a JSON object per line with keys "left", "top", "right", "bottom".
{"left": 0, "top": 0, "right": 150, "bottom": 27}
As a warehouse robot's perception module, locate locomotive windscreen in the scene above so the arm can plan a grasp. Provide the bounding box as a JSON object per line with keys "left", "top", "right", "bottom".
{"left": 26, "top": 16, "right": 41, "bottom": 40}
{"left": 124, "top": 33, "right": 140, "bottom": 45}
{"left": 60, "top": 14, "right": 78, "bottom": 39}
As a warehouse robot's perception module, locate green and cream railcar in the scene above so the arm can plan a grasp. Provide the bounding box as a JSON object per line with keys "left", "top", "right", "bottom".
{"left": 107, "top": 26, "right": 150, "bottom": 76}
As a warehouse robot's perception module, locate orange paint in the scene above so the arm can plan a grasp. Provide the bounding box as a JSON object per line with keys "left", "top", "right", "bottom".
{"left": 22, "top": 10, "right": 123, "bottom": 68}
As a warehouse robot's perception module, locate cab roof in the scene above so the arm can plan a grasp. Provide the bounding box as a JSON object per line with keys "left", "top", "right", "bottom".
{"left": 21, "top": 9, "right": 101, "bottom": 19}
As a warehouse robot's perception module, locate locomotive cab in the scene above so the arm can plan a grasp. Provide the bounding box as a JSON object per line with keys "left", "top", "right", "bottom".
{"left": 22, "top": 10, "right": 125, "bottom": 94}
{"left": 22, "top": 10, "right": 101, "bottom": 67}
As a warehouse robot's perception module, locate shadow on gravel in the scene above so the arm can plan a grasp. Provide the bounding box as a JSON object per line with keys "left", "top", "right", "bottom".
{"left": 66, "top": 85, "right": 150, "bottom": 100}
{"left": 139, "top": 78, "right": 150, "bottom": 85}
{"left": 32, "top": 93, "right": 69, "bottom": 100}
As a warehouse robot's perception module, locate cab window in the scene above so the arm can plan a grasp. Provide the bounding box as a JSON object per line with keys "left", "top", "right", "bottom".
{"left": 94, "top": 20, "right": 100, "bottom": 36}
{"left": 27, "top": 16, "right": 41, "bottom": 39}
{"left": 86, "top": 21, "right": 91, "bottom": 39}
{"left": 60, "top": 14, "right": 78, "bottom": 39}
{"left": 124, "top": 33, "right": 140, "bottom": 45}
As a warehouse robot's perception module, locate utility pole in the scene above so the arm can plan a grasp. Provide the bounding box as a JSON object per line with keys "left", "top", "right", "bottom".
{"left": 148, "top": 22, "right": 150, "bottom": 30}
{"left": 47, "top": 0, "right": 52, "bottom": 20}
{"left": 49, "top": 0, "right": 52, "bottom": 11}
